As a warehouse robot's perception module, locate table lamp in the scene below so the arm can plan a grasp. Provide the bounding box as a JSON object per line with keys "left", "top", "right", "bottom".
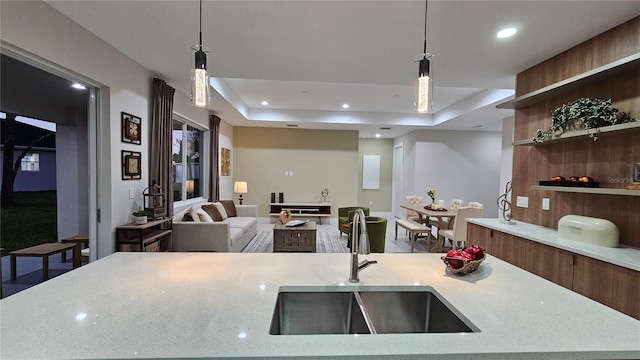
{"left": 234, "top": 181, "right": 248, "bottom": 205}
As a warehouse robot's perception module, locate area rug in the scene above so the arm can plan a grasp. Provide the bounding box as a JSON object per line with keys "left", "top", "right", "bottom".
{"left": 242, "top": 231, "right": 349, "bottom": 253}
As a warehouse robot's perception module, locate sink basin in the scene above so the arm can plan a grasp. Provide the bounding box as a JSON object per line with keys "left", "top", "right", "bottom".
{"left": 269, "top": 291, "right": 370, "bottom": 335}
{"left": 269, "top": 286, "right": 479, "bottom": 335}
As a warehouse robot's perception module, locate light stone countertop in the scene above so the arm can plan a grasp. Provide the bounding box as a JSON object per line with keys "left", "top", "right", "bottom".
{"left": 1, "top": 252, "right": 639, "bottom": 359}
{"left": 468, "top": 218, "right": 640, "bottom": 271}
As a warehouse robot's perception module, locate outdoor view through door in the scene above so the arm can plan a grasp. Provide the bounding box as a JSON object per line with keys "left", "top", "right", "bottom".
{"left": 172, "top": 117, "right": 204, "bottom": 202}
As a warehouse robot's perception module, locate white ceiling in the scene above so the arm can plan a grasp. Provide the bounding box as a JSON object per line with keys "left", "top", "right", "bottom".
{"left": 45, "top": 0, "right": 640, "bottom": 138}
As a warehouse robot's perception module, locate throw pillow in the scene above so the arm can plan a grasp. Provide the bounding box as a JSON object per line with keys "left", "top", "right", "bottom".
{"left": 202, "top": 204, "right": 224, "bottom": 221}
{"left": 213, "top": 202, "right": 229, "bottom": 220}
{"left": 196, "top": 208, "right": 214, "bottom": 223}
{"left": 188, "top": 206, "right": 201, "bottom": 223}
{"left": 219, "top": 200, "right": 237, "bottom": 217}
{"left": 182, "top": 212, "right": 194, "bottom": 221}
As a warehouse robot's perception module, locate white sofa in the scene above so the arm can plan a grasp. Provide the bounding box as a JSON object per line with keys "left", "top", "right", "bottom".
{"left": 172, "top": 201, "right": 258, "bottom": 252}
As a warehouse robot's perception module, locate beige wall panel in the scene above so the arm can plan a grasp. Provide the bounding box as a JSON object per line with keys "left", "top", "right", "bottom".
{"left": 233, "top": 127, "right": 359, "bottom": 217}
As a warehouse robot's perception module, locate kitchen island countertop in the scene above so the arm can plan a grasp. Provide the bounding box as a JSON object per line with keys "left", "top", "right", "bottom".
{"left": 1, "top": 252, "right": 639, "bottom": 359}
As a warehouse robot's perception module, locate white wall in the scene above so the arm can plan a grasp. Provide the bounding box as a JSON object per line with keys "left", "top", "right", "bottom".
{"left": 1, "top": 1, "right": 208, "bottom": 257}
{"left": 395, "top": 130, "right": 502, "bottom": 218}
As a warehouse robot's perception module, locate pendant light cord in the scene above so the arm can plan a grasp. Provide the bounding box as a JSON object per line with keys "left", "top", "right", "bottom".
{"left": 423, "top": 0, "right": 428, "bottom": 56}
{"left": 198, "top": 0, "right": 203, "bottom": 51}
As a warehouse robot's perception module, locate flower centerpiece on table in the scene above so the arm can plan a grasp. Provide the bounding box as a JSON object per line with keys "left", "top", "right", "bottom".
{"left": 426, "top": 188, "right": 436, "bottom": 205}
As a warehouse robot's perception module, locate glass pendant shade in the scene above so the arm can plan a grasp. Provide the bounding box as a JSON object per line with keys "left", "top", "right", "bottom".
{"left": 191, "top": 49, "right": 210, "bottom": 108}
{"left": 416, "top": 57, "right": 432, "bottom": 114}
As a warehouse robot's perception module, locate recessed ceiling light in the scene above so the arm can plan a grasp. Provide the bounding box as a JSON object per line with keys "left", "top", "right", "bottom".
{"left": 71, "top": 83, "right": 87, "bottom": 90}
{"left": 342, "top": 104, "right": 350, "bottom": 109}
{"left": 497, "top": 27, "right": 517, "bottom": 39}
{"left": 375, "top": 133, "right": 381, "bottom": 138}
{"left": 261, "top": 100, "right": 269, "bottom": 106}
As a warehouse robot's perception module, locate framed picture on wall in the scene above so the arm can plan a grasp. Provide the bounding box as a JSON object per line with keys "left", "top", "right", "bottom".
{"left": 122, "top": 150, "right": 141, "bottom": 180}
{"left": 121, "top": 112, "right": 142, "bottom": 145}
{"left": 221, "top": 148, "right": 231, "bottom": 176}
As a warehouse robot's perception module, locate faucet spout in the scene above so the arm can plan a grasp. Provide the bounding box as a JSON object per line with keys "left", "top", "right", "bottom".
{"left": 349, "top": 209, "right": 377, "bottom": 282}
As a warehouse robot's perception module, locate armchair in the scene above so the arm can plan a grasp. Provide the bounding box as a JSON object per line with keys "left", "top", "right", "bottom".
{"left": 338, "top": 206, "right": 370, "bottom": 236}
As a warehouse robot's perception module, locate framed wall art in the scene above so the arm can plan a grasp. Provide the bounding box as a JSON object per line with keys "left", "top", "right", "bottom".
{"left": 122, "top": 150, "right": 142, "bottom": 180}
{"left": 221, "top": 147, "right": 231, "bottom": 176}
{"left": 121, "top": 112, "right": 141, "bottom": 145}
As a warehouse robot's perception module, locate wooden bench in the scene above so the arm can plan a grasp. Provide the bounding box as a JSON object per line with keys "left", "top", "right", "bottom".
{"left": 395, "top": 219, "right": 432, "bottom": 252}
{"left": 10, "top": 243, "right": 80, "bottom": 282}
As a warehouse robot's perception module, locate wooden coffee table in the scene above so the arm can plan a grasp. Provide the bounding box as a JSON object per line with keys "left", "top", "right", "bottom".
{"left": 273, "top": 221, "right": 317, "bottom": 252}
{"left": 10, "top": 243, "right": 80, "bottom": 282}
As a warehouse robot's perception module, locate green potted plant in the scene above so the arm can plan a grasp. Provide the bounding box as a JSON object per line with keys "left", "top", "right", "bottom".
{"left": 132, "top": 210, "right": 148, "bottom": 225}
{"left": 533, "top": 97, "right": 636, "bottom": 143}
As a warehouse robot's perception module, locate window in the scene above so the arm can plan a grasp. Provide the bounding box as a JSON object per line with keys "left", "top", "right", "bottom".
{"left": 21, "top": 153, "right": 40, "bottom": 171}
{"left": 173, "top": 117, "right": 205, "bottom": 202}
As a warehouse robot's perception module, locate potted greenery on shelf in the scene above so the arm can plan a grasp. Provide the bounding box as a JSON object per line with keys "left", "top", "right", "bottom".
{"left": 132, "top": 210, "right": 148, "bottom": 225}
{"left": 533, "top": 97, "right": 636, "bottom": 143}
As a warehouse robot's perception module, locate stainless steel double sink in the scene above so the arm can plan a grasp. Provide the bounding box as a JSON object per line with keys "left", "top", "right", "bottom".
{"left": 269, "top": 286, "right": 480, "bottom": 335}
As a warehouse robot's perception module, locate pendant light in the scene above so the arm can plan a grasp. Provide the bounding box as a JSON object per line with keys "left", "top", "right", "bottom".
{"left": 191, "top": 0, "right": 210, "bottom": 108}
{"left": 415, "top": 0, "right": 433, "bottom": 114}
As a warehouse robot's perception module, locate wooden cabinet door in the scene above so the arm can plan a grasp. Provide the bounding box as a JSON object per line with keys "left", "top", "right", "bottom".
{"left": 467, "top": 223, "right": 492, "bottom": 254}
{"left": 491, "top": 231, "right": 527, "bottom": 268}
{"left": 573, "top": 255, "right": 640, "bottom": 320}
{"left": 524, "top": 241, "right": 574, "bottom": 289}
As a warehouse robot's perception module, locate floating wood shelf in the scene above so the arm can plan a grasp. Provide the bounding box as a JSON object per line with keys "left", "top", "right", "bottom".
{"left": 531, "top": 185, "right": 640, "bottom": 196}
{"left": 497, "top": 53, "right": 640, "bottom": 110}
{"left": 512, "top": 121, "right": 640, "bottom": 146}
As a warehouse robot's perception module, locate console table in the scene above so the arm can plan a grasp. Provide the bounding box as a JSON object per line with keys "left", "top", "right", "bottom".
{"left": 269, "top": 203, "right": 331, "bottom": 224}
{"left": 116, "top": 218, "right": 172, "bottom": 252}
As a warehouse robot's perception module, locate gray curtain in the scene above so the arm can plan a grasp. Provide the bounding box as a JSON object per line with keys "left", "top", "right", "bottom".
{"left": 209, "top": 114, "right": 221, "bottom": 201}
{"left": 150, "top": 78, "right": 175, "bottom": 216}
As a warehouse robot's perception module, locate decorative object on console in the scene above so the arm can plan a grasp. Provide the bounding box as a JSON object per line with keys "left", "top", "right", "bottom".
{"left": 497, "top": 181, "right": 515, "bottom": 225}
{"left": 233, "top": 181, "right": 248, "bottom": 205}
{"left": 121, "top": 112, "right": 141, "bottom": 145}
{"left": 132, "top": 210, "right": 148, "bottom": 225}
{"left": 278, "top": 210, "right": 292, "bottom": 224}
{"left": 143, "top": 180, "right": 166, "bottom": 220}
{"left": 271, "top": 192, "right": 276, "bottom": 203}
{"left": 533, "top": 98, "right": 637, "bottom": 143}
{"left": 278, "top": 192, "right": 284, "bottom": 203}
{"left": 321, "top": 188, "right": 329, "bottom": 203}
{"left": 121, "top": 150, "right": 141, "bottom": 180}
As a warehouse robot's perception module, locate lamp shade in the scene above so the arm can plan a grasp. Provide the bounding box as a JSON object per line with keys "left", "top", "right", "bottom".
{"left": 234, "top": 181, "right": 248, "bottom": 194}
{"left": 186, "top": 180, "right": 195, "bottom": 193}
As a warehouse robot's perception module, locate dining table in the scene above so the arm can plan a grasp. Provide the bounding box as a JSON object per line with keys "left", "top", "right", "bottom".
{"left": 400, "top": 204, "right": 456, "bottom": 252}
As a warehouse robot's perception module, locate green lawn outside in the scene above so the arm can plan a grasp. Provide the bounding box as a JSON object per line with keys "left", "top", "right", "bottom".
{"left": 1, "top": 191, "right": 57, "bottom": 253}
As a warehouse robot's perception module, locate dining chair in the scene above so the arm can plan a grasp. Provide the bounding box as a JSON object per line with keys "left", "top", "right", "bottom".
{"left": 438, "top": 206, "right": 483, "bottom": 250}
{"left": 405, "top": 196, "right": 424, "bottom": 223}
{"left": 468, "top": 201, "right": 484, "bottom": 209}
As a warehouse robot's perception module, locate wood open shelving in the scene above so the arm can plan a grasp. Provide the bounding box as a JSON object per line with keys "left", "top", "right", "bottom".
{"left": 497, "top": 53, "right": 640, "bottom": 110}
